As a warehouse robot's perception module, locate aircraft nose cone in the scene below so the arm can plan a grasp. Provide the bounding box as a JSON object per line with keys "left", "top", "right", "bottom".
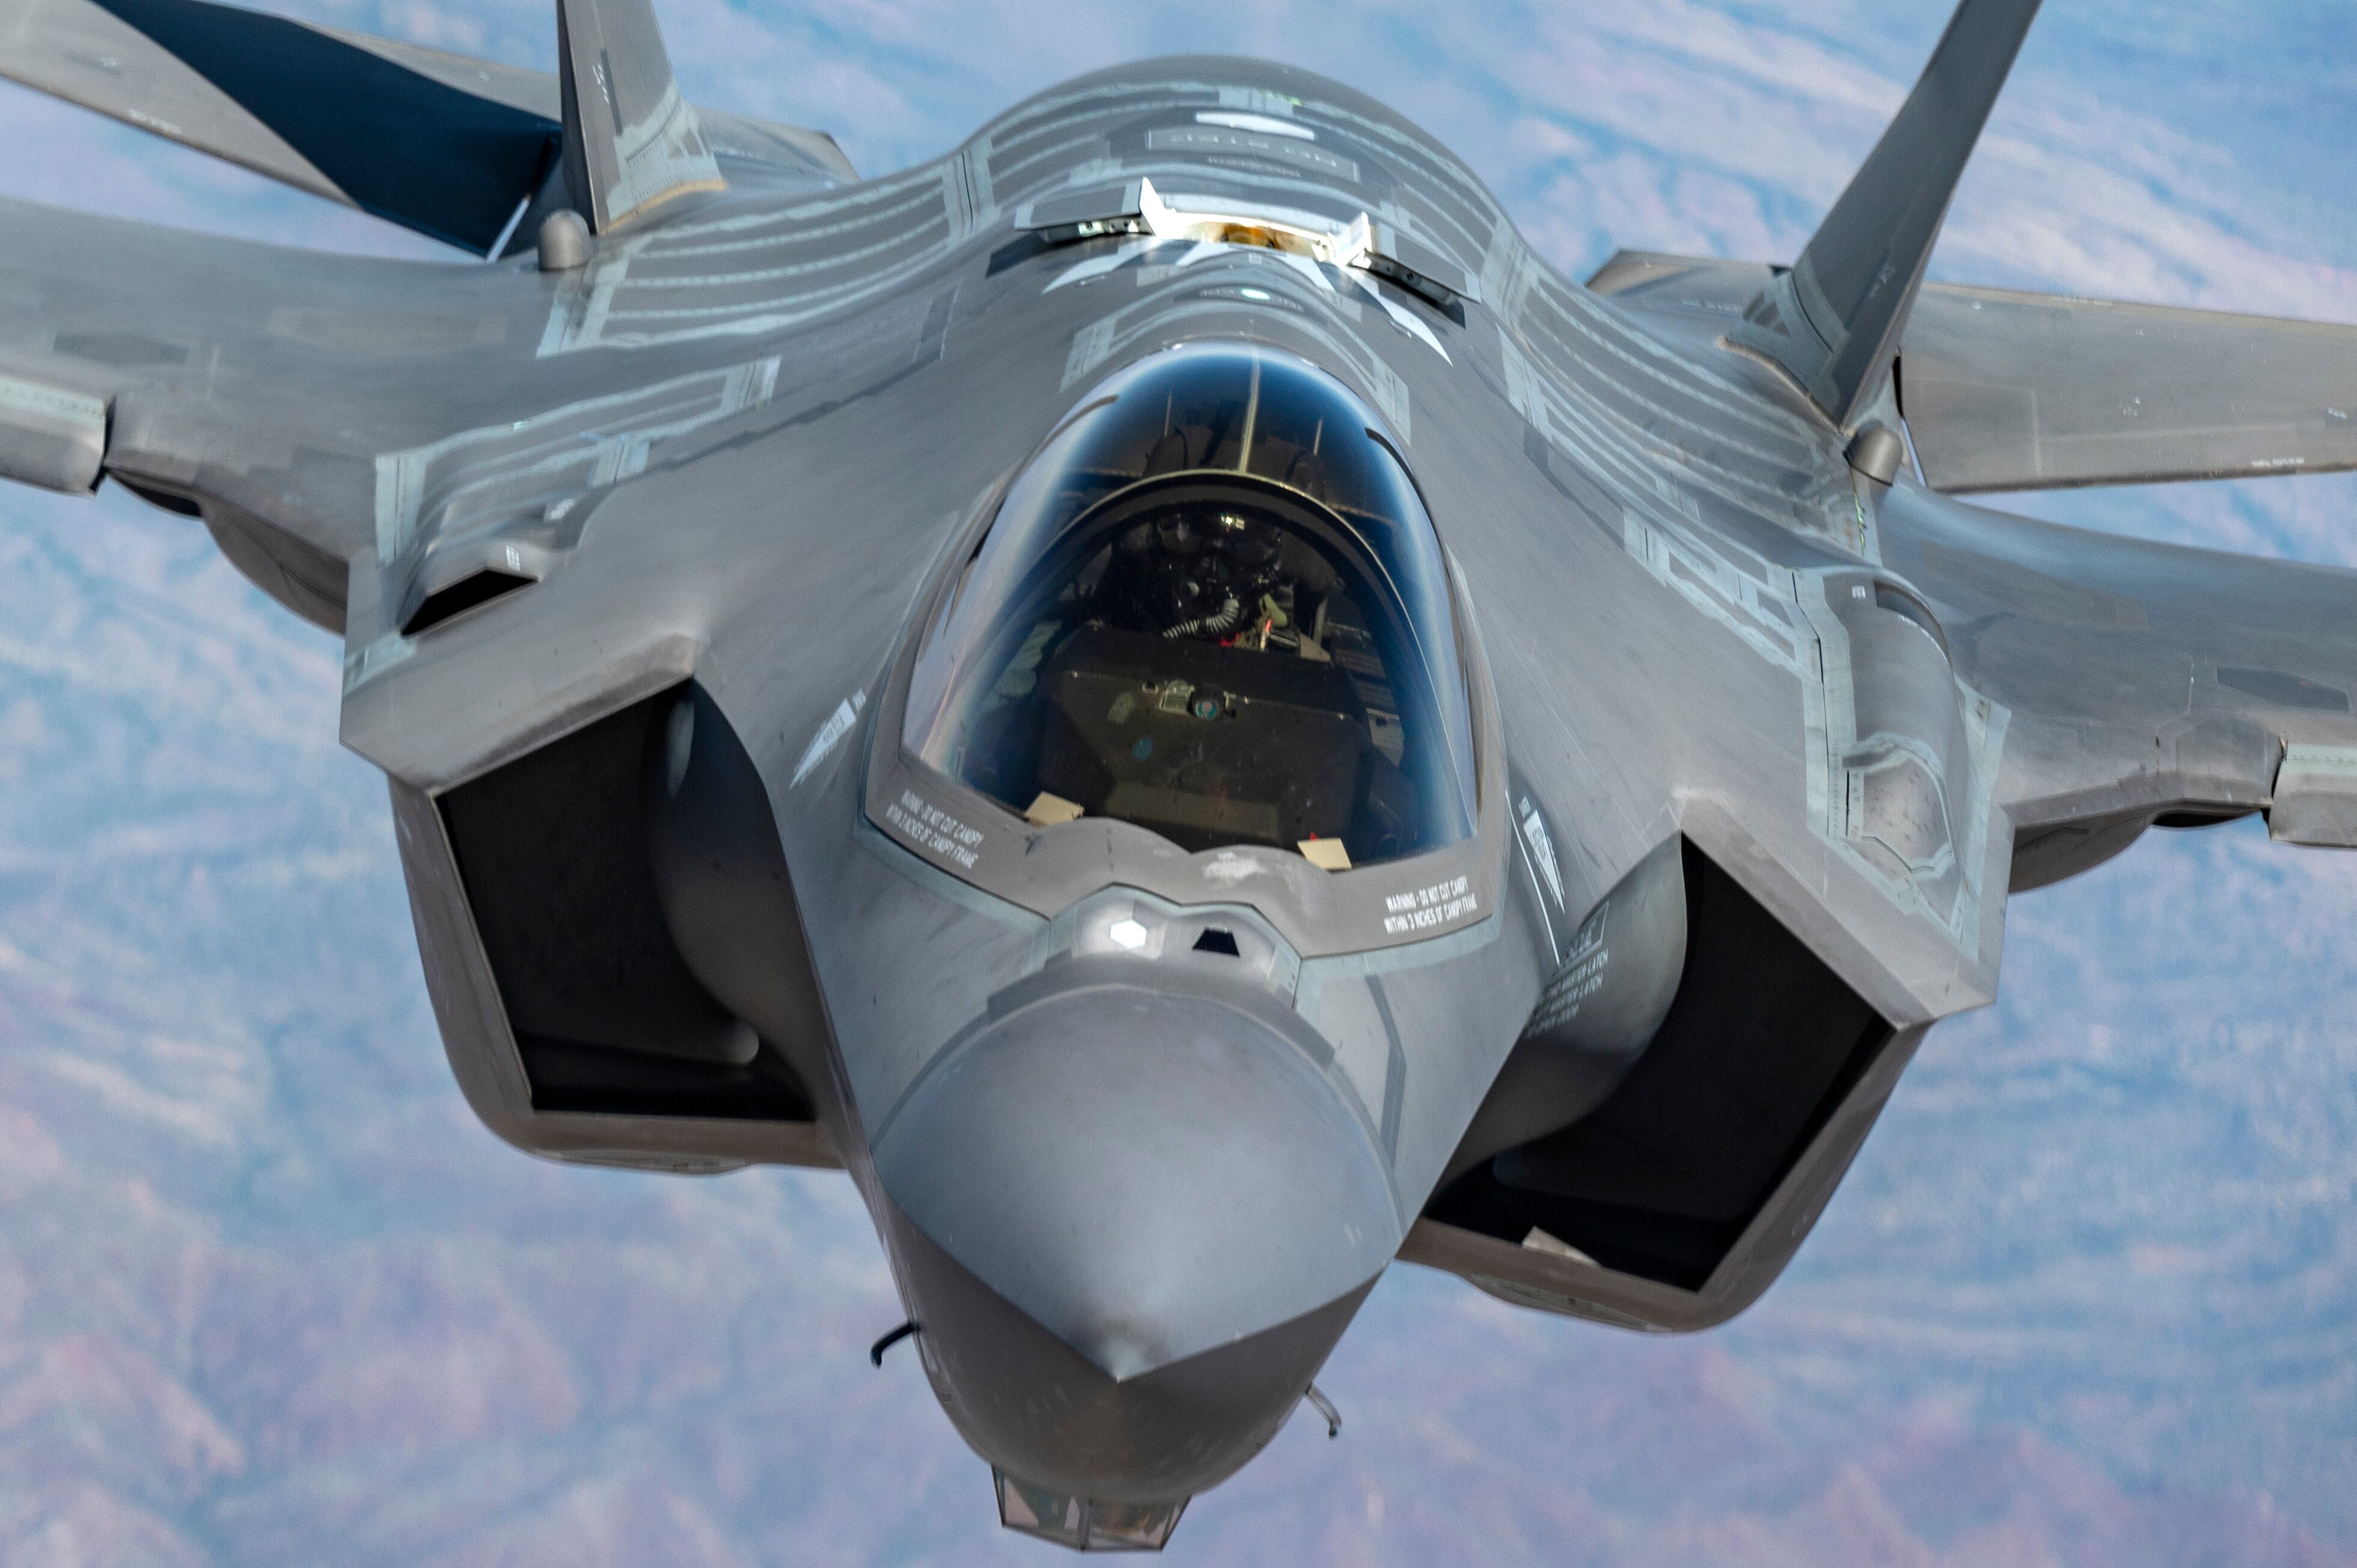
{"left": 872, "top": 973, "right": 1397, "bottom": 1500}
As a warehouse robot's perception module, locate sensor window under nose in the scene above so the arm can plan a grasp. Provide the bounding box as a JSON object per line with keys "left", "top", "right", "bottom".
{"left": 904, "top": 342, "right": 1476, "bottom": 869}
{"left": 996, "top": 1471, "right": 1188, "bottom": 1550}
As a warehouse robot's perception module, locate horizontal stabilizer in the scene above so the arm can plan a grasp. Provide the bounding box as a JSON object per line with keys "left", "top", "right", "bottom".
{"left": 1, "top": 0, "right": 555, "bottom": 252}
{"left": 557, "top": 0, "right": 721, "bottom": 231}
{"left": 1731, "top": 0, "right": 2042, "bottom": 428}
{"left": 0, "top": 0, "right": 853, "bottom": 254}
{"left": 309, "top": 27, "right": 855, "bottom": 186}
{"left": 1899, "top": 285, "right": 2357, "bottom": 491}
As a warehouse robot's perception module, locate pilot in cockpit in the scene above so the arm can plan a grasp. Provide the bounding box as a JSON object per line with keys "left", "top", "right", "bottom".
{"left": 905, "top": 344, "right": 1477, "bottom": 872}
{"left": 1099, "top": 506, "right": 1336, "bottom": 655}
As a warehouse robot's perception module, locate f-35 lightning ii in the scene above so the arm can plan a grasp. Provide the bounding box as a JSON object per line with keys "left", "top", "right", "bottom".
{"left": 4, "top": 0, "right": 2353, "bottom": 1548}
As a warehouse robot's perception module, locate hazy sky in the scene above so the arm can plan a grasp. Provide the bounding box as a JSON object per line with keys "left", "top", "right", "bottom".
{"left": 0, "top": 3, "right": 2353, "bottom": 1564}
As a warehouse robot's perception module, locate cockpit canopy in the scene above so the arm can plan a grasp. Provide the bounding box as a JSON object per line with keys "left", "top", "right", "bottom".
{"left": 904, "top": 342, "right": 1476, "bottom": 871}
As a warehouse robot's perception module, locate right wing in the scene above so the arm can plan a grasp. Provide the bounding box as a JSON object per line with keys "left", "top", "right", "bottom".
{"left": 0, "top": 0, "right": 868, "bottom": 630}
{"left": 0, "top": 192, "right": 553, "bottom": 627}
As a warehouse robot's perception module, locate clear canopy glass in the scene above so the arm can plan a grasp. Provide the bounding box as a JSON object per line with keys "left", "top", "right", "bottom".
{"left": 904, "top": 342, "right": 1476, "bottom": 870}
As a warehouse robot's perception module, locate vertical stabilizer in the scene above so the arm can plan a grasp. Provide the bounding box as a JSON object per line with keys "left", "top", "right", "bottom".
{"left": 556, "top": 0, "right": 723, "bottom": 231}
{"left": 1730, "top": 0, "right": 2041, "bottom": 428}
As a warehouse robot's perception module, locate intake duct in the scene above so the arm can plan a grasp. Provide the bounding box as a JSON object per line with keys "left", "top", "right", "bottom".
{"left": 436, "top": 681, "right": 816, "bottom": 1122}
{"left": 642, "top": 682, "right": 837, "bottom": 1104}
{"left": 1438, "top": 834, "right": 1688, "bottom": 1189}
{"left": 1428, "top": 839, "right": 1892, "bottom": 1291}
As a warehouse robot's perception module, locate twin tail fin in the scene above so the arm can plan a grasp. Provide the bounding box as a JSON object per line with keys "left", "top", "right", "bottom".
{"left": 1729, "top": 0, "right": 2043, "bottom": 430}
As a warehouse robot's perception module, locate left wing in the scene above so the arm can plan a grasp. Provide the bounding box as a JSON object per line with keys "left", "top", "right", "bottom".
{"left": 1595, "top": 252, "right": 2357, "bottom": 496}
{"left": 1591, "top": 251, "right": 2357, "bottom": 884}
{"left": 1878, "top": 484, "right": 2357, "bottom": 887}
{"left": 1897, "top": 285, "right": 2357, "bottom": 492}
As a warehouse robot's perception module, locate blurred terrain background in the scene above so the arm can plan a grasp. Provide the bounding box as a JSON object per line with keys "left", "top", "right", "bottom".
{"left": 1, "top": 2, "right": 2352, "bottom": 1561}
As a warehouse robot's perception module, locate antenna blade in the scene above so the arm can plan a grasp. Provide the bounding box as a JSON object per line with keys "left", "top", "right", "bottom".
{"left": 1732, "top": 0, "right": 2042, "bottom": 428}
{"left": 556, "top": 0, "right": 723, "bottom": 232}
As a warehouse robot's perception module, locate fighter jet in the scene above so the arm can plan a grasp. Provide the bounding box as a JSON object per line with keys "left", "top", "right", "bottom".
{"left": 2, "top": 0, "right": 2352, "bottom": 1547}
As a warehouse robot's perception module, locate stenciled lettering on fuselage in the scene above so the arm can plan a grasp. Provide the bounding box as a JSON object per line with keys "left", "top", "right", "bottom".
{"left": 885, "top": 787, "right": 985, "bottom": 871}
{"left": 1381, "top": 873, "right": 1479, "bottom": 937}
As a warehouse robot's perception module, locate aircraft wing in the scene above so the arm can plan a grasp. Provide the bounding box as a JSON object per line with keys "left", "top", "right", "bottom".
{"left": 1593, "top": 251, "right": 2357, "bottom": 494}
{"left": 1877, "top": 484, "right": 2357, "bottom": 886}
{"left": 1897, "top": 285, "right": 2357, "bottom": 491}
{"left": 0, "top": 0, "right": 853, "bottom": 255}
{"left": 1592, "top": 251, "right": 2357, "bottom": 878}
{"left": 0, "top": 189, "right": 561, "bottom": 627}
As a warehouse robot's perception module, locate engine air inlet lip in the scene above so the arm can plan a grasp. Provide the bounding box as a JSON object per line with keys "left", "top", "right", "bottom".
{"left": 400, "top": 568, "right": 535, "bottom": 636}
